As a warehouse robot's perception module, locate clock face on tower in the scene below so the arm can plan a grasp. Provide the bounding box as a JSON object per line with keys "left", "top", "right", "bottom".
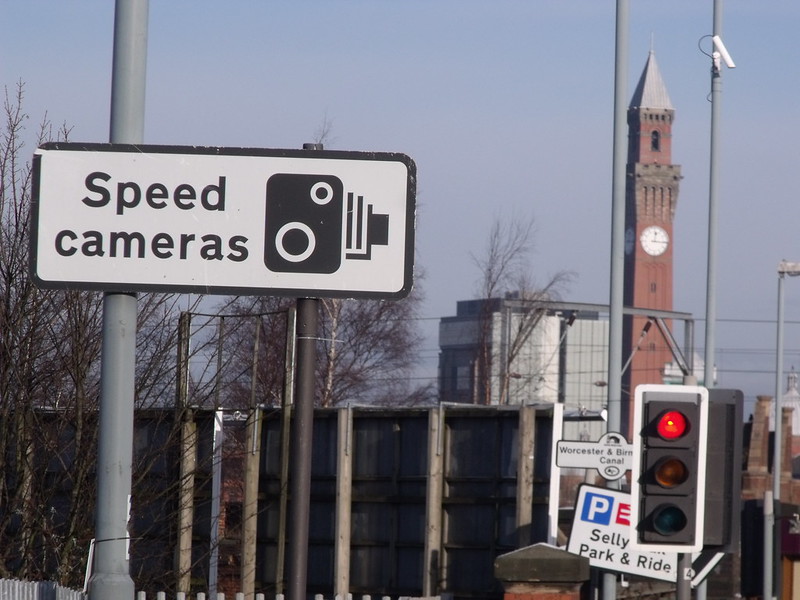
{"left": 640, "top": 225, "right": 669, "bottom": 256}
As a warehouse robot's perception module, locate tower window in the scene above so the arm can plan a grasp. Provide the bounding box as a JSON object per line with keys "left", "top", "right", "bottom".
{"left": 651, "top": 130, "right": 661, "bottom": 152}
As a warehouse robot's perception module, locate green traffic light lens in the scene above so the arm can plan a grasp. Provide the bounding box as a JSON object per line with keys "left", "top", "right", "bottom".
{"left": 651, "top": 504, "right": 688, "bottom": 536}
{"left": 656, "top": 410, "right": 688, "bottom": 440}
{"left": 653, "top": 456, "right": 689, "bottom": 488}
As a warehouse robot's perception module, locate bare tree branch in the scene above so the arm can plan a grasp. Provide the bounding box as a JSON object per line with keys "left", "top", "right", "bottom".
{"left": 0, "top": 83, "right": 214, "bottom": 588}
{"left": 472, "top": 213, "right": 573, "bottom": 404}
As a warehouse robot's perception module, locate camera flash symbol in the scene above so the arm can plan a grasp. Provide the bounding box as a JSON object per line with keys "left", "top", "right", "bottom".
{"left": 346, "top": 192, "right": 389, "bottom": 260}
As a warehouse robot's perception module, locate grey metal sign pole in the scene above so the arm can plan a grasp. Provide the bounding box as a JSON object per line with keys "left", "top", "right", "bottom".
{"left": 89, "top": 1, "right": 148, "bottom": 599}
{"left": 604, "top": 1, "right": 629, "bottom": 599}
{"left": 286, "top": 297, "right": 319, "bottom": 600}
{"left": 677, "top": 554, "right": 692, "bottom": 599}
{"left": 286, "top": 142, "right": 324, "bottom": 600}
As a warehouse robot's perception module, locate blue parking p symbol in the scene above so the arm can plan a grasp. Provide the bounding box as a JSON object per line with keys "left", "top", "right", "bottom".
{"left": 581, "top": 492, "right": 614, "bottom": 525}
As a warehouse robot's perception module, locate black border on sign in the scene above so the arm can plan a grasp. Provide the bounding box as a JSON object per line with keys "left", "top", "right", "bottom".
{"left": 30, "top": 143, "right": 416, "bottom": 300}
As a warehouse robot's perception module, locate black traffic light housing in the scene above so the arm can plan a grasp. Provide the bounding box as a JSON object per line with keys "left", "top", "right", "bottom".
{"left": 703, "top": 388, "right": 743, "bottom": 552}
{"left": 630, "top": 384, "right": 708, "bottom": 552}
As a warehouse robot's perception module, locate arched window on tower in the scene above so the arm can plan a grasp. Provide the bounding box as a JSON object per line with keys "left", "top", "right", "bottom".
{"left": 651, "top": 130, "right": 661, "bottom": 152}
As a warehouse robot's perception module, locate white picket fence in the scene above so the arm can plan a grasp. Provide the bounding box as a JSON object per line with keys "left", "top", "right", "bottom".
{"left": 0, "top": 579, "right": 86, "bottom": 599}
{"left": 0, "top": 580, "right": 441, "bottom": 600}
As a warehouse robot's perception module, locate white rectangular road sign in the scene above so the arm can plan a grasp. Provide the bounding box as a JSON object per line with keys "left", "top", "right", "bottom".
{"left": 567, "top": 485, "right": 719, "bottom": 587}
{"left": 556, "top": 431, "right": 632, "bottom": 481}
{"left": 31, "top": 143, "right": 416, "bottom": 299}
{"left": 568, "top": 485, "right": 677, "bottom": 582}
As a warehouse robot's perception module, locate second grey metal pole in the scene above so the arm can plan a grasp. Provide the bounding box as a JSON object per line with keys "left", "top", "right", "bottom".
{"left": 89, "top": 1, "right": 148, "bottom": 599}
{"left": 770, "top": 271, "right": 785, "bottom": 600}
{"left": 699, "top": 3, "right": 726, "bottom": 599}
{"left": 604, "top": 1, "right": 629, "bottom": 598}
{"left": 704, "top": 0, "right": 723, "bottom": 400}
{"left": 286, "top": 297, "right": 319, "bottom": 600}
{"left": 90, "top": 293, "right": 138, "bottom": 600}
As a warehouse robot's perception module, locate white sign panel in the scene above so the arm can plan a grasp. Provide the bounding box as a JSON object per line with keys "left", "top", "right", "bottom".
{"left": 556, "top": 432, "right": 632, "bottom": 481}
{"left": 567, "top": 485, "right": 676, "bottom": 582}
{"left": 31, "top": 143, "right": 415, "bottom": 298}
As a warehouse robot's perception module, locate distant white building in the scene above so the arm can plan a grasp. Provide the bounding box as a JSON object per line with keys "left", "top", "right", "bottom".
{"left": 438, "top": 297, "right": 609, "bottom": 439}
{"left": 438, "top": 296, "right": 698, "bottom": 442}
{"left": 663, "top": 355, "right": 711, "bottom": 386}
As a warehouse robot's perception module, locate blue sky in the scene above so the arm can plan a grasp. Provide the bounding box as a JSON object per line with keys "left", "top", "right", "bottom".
{"left": 4, "top": 2, "right": 800, "bottom": 414}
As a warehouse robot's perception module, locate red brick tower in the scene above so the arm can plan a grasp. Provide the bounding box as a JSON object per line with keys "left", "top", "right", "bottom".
{"left": 621, "top": 51, "right": 682, "bottom": 436}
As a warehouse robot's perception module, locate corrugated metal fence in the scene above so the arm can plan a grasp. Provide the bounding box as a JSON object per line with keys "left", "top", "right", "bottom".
{"left": 0, "top": 580, "right": 85, "bottom": 600}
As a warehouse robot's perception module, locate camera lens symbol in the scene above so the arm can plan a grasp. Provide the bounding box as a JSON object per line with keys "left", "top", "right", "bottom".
{"left": 275, "top": 221, "right": 316, "bottom": 263}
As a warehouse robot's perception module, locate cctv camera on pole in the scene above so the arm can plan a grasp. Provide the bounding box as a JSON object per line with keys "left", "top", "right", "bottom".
{"left": 711, "top": 35, "right": 736, "bottom": 70}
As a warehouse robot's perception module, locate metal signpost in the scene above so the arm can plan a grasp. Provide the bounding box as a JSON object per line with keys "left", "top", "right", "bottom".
{"left": 33, "top": 142, "right": 416, "bottom": 600}
{"left": 86, "top": 1, "right": 148, "bottom": 598}
{"left": 36, "top": 6, "right": 401, "bottom": 600}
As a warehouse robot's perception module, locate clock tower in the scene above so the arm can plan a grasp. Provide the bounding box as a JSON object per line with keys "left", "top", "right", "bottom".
{"left": 622, "top": 51, "right": 682, "bottom": 435}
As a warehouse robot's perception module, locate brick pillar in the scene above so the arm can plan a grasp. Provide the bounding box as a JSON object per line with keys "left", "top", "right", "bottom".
{"left": 742, "top": 396, "right": 771, "bottom": 501}
{"left": 780, "top": 405, "right": 794, "bottom": 503}
{"left": 494, "top": 544, "right": 590, "bottom": 600}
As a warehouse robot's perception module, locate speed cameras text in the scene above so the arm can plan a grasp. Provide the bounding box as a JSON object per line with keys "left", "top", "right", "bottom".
{"left": 54, "top": 171, "right": 248, "bottom": 262}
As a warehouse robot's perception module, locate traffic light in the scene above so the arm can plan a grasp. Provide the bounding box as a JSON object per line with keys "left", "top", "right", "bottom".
{"left": 630, "top": 384, "right": 709, "bottom": 552}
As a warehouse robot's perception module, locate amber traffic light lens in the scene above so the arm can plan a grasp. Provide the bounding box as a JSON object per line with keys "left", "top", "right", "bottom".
{"left": 653, "top": 456, "right": 689, "bottom": 488}
{"left": 656, "top": 410, "right": 688, "bottom": 440}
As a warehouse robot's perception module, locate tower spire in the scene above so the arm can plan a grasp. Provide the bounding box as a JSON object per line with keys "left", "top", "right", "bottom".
{"left": 629, "top": 51, "right": 673, "bottom": 111}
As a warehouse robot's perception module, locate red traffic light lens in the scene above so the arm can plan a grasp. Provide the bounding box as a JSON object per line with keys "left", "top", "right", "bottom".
{"left": 653, "top": 456, "right": 689, "bottom": 488}
{"left": 656, "top": 410, "right": 688, "bottom": 440}
{"left": 651, "top": 504, "right": 688, "bottom": 536}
